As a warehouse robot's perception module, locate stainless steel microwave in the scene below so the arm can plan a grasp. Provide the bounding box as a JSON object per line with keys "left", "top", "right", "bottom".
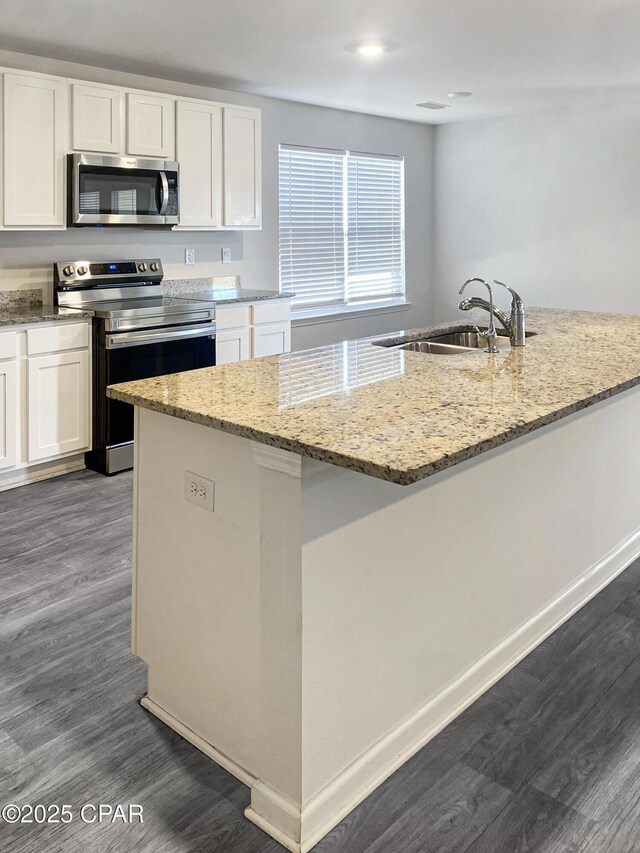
{"left": 69, "top": 153, "right": 179, "bottom": 227}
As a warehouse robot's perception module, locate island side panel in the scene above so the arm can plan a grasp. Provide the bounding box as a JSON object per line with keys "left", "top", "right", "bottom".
{"left": 297, "top": 384, "right": 640, "bottom": 840}
{"left": 132, "top": 407, "right": 262, "bottom": 780}
{"left": 129, "top": 386, "right": 640, "bottom": 853}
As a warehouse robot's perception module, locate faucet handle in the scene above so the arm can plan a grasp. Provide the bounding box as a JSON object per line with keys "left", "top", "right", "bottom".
{"left": 478, "top": 326, "right": 499, "bottom": 353}
{"left": 493, "top": 280, "right": 524, "bottom": 310}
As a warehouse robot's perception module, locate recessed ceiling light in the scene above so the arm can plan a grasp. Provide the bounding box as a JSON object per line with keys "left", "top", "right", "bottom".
{"left": 447, "top": 91, "right": 472, "bottom": 99}
{"left": 356, "top": 42, "right": 385, "bottom": 57}
{"left": 416, "top": 101, "right": 450, "bottom": 110}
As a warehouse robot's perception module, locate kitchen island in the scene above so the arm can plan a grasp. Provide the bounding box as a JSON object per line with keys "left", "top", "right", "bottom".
{"left": 109, "top": 307, "right": 640, "bottom": 852}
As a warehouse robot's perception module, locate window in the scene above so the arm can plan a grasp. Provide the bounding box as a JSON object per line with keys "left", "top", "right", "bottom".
{"left": 279, "top": 144, "right": 405, "bottom": 313}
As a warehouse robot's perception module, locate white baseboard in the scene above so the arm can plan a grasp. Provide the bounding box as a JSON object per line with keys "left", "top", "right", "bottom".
{"left": 140, "top": 696, "right": 256, "bottom": 788}
{"left": 0, "top": 454, "right": 85, "bottom": 492}
{"left": 247, "top": 526, "right": 640, "bottom": 852}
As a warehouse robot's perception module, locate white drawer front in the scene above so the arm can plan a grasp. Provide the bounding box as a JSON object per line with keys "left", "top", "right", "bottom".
{"left": 216, "top": 304, "right": 251, "bottom": 330}
{"left": 27, "top": 322, "right": 90, "bottom": 356}
{"left": 251, "top": 300, "right": 291, "bottom": 325}
{"left": 0, "top": 331, "right": 17, "bottom": 360}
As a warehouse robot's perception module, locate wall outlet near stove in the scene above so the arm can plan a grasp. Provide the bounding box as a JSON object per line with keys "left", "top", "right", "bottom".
{"left": 185, "top": 248, "right": 195, "bottom": 265}
{"left": 221, "top": 247, "right": 231, "bottom": 264}
{"left": 184, "top": 471, "right": 215, "bottom": 511}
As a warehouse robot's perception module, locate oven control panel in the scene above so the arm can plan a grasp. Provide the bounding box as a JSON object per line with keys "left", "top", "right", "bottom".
{"left": 54, "top": 258, "right": 163, "bottom": 288}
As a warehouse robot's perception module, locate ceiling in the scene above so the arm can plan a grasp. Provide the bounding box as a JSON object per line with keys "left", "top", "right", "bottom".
{"left": 1, "top": 0, "right": 639, "bottom": 124}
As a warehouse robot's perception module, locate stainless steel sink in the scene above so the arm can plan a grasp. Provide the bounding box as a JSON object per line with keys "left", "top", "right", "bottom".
{"left": 400, "top": 339, "right": 479, "bottom": 354}
{"left": 426, "top": 332, "right": 488, "bottom": 348}
{"left": 396, "top": 331, "right": 494, "bottom": 354}
{"left": 386, "top": 328, "right": 535, "bottom": 355}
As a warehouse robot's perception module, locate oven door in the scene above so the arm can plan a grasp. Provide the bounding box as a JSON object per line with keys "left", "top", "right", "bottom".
{"left": 70, "top": 153, "right": 179, "bottom": 226}
{"left": 91, "top": 322, "right": 215, "bottom": 473}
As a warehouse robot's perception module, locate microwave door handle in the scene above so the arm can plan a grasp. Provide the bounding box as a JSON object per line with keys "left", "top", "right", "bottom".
{"left": 158, "top": 171, "right": 169, "bottom": 215}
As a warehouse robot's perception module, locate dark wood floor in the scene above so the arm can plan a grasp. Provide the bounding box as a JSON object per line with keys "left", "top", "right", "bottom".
{"left": 2, "top": 469, "right": 640, "bottom": 852}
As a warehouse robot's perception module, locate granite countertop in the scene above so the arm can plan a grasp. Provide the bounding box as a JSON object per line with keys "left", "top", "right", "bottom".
{"left": 170, "top": 286, "right": 295, "bottom": 305}
{"left": 0, "top": 306, "right": 92, "bottom": 327}
{"left": 107, "top": 307, "right": 640, "bottom": 485}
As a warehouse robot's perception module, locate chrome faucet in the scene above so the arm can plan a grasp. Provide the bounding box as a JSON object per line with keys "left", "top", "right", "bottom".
{"left": 494, "top": 281, "right": 526, "bottom": 347}
{"left": 458, "top": 278, "right": 499, "bottom": 353}
{"left": 458, "top": 279, "right": 526, "bottom": 347}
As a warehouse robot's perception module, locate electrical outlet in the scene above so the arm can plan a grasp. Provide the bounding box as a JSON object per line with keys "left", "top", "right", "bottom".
{"left": 184, "top": 471, "right": 215, "bottom": 511}
{"left": 185, "top": 248, "right": 195, "bottom": 265}
{"left": 221, "top": 247, "right": 231, "bottom": 264}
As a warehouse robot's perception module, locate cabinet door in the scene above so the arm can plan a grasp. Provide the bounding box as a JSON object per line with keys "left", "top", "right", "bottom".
{"left": 72, "top": 83, "right": 122, "bottom": 153}
{"left": 222, "top": 107, "right": 261, "bottom": 227}
{"left": 27, "top": 351, "right": 90, "bottom": 461}
{"left": 176, "top": 100, "right": 222, "bottom": 228}
{"left": 127, "top": 92, "right": 174, "bottom": 158}
{"left": 3, "top": 73, "right": 68, "bottom": 227}
{"left": 252, "top": 322, "right": 291, "bottom": 359}
{"left": 216, "top": 327, "right": 250, "bottom": 364}
{"left": 0, "top": 360, "right": 17, "bottom": 470}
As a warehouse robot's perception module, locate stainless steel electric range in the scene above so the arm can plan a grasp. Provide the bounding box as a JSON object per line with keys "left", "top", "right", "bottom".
{"left": 54, "top": 258, "right": 216, "bottom": 474}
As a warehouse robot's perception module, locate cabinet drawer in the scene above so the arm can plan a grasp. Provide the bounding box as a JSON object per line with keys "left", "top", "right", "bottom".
{"left": 251, "top": 300, "right": 291, "bottom": 325}
{"left": 216, "top": 304, "right": 251, "bottom": 330}
{"left": 27, "top": 323, "right": 89, "bottom": 356}
{"left": 0, "top": 331, "right": 17, "bottom": 360}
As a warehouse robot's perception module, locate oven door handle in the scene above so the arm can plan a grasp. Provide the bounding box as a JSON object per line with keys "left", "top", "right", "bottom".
{"left": 106, "top": 323, "right": 216, "bottom": 349}
{"left": 158, "top": 171, "right": 170, "bottom": 216}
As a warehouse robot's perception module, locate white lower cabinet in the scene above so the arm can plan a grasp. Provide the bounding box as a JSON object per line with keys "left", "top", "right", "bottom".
{"left": 0, "top": 322, "right": 91, "bottom": 487}
{"left": 216, "top": 327, "right": 251, "bottom": 365}
{"left": 252, "top": 321, "right": 291, "bottom": 358}
{"left": 0, "top": 359, "right": 18, "bottom": 470}
{"left": 251, "top": 300, "right": 292, "bottom": 358}
{"left": 215, "top": 300, "right": 291, "bottom": 364}
{"left": 27, "top": 350, "right": 90, "bottom": 461}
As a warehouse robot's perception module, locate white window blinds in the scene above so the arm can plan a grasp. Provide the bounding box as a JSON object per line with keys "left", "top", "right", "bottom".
{"left": 346, "top": 152, "right": 405, "bottom": 303}
{"left": 279, "top": 144, "right": 405, "bottom": 310}
{"left": 279, "top": 145, "right": 345, "bottom": 308}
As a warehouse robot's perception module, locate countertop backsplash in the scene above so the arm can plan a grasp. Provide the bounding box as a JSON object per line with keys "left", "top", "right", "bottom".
{"left": 0, "top": 288, "right": 44, "bottom": 311}
{"left": 161, "top": 276, "right": 241, "bottom": 296}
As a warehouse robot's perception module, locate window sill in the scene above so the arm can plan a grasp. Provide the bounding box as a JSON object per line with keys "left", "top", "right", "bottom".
{"left": 291, "top": 300, "right": 412, "bottom": 327}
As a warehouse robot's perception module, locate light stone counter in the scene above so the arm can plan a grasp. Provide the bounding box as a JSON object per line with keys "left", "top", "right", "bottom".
{"left": 162, "top": 275, "right": 294, "bottom": 304}
{"left": 0, "top": 305, "right": 92, "bottom": 326}
{"left": 108, "top": 307, "right": 640, "bottom": 485}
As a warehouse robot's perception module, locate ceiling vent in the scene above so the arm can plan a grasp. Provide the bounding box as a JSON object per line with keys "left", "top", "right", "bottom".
{"left": 416, "top": 101, "right": 450, "bottom": 110}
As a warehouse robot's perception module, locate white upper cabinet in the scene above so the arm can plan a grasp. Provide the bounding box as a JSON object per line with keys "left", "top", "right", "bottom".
{"left": 0, "top": 65, "right": 261, "bottom": 231}
{"left": 222, "top": 107, "right": 262, "bottom": 227}
{"left": 2, "top": 72, "right": 68, "bottom": 228}
{"left": 176, "top": 100, "right": 223, "bottom": 228}
{"left": 71, "top": 83, "right": 122, "bottom": 153}
{"left": 127, "top": 92, "right": 175, "bottom": 158}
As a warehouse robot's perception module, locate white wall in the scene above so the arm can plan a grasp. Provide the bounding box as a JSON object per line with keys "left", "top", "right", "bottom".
{"left": 433, "top": 103, "right": 640, "bottom": 321}
{"left": 0, "top": 49, "right": 434, "bottom": 349}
